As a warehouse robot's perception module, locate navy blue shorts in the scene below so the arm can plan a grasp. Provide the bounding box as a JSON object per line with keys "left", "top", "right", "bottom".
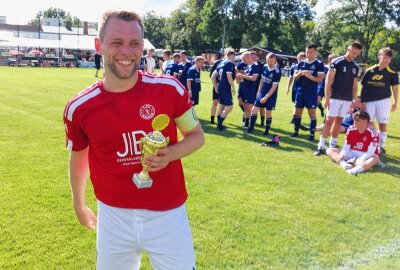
{"left": 291, "top": 87, "right": 298, "bottom": 103}
{"left": 212, "top": 87, "right": 219, "bottom": 100}
{"left": 219, "top": 89, "right": 233, "bottom": 106}
{"left": 242, "top": 86, "right": 257, "bottom": 104}
{"left": 317, "top": 86, "right": 324, "bottom": 98}
{"left": 237, "top": 84, "right": 243, "bottom": 99}
{"left": 254, "top": 94, "right": 277, "bottom": 110}
{"left": 191, "top": 91, "right": 199, "bottom": 105}
{"left": 295, "top": 90, "right": 318, "bottom": 109}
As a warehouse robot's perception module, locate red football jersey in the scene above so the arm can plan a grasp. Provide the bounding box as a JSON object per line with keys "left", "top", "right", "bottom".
{"left": 64, "top": 72, "right": 197, "bottom": 210}
{"left": 345, "top": 126, "right": 379, "bottom": 155}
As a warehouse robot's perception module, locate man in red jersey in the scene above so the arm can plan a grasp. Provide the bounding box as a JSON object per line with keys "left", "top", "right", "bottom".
{"left": 63, "top": 10, "right": 204, "bottom": 270}
{"left": 326, "top": 110, "right": 379, "bottom": 176}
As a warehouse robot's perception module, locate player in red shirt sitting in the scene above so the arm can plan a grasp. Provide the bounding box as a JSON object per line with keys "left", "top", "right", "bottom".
{"left": 326, "top": 110, "right": 380, "bottom": 176}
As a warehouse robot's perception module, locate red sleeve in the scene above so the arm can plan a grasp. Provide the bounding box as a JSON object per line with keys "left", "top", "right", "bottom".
{"left": 63, "top": 104, "right": 88, "bottom": 151}
{"left": 344, "top": 128, "right": 353, "bottom": 146}
{"left": 173, "top": 83, "right": 193, "bottom": 119}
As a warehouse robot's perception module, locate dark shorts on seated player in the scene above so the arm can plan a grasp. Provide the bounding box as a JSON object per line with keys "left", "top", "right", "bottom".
{"left": 295, "top": 90, "right": 318, "bottom": 109}
{"left": 341, "top": 117, "right": 353, "bottom": 132}
{"left": 317, "top": 86, "right": 324, "bottom": 98}
{"left": 219, "top": 90, "right": 233, "bottom": 106}
{"left": 242, "top": 86, "right": 257, "bottom": 104}
{"left": 191, "top": 91, "right": 199, "bottom": 105}
{"left": 212, "top": 87, "right": 219, "bottom": 100}
{"left": 254, "top": 96, "right": 277, "bottom": 110}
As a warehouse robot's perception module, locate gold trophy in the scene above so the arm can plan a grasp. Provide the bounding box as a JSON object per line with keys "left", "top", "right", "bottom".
{"left": 133, "top": 114, "right": 170, "bottom": 189}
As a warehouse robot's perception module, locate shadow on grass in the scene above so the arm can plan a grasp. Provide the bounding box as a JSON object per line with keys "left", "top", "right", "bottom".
{"left": 388, "top": 134, "right": 400, "bottom": 140}
{"left": 199, "top": 119, "right": 317, "bottom": 153}
{"left": 379, "top": 154, "right": 400, "bottom": 177}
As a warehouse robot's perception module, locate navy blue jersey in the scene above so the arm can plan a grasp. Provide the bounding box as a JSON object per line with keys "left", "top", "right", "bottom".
{"left": 139, "top": 56, "right": 146, "bottom": 71}
{"left": 318, "top": 64, "right": 329, "bottom": 90}
{"left": 241, "top": 62, "right": 260, "bottom": 88}
{"left": 255, "top": 61, "right": 263, "bottom": 87}
{"left": 178, "top": 62, "right": 192, "bottom": 86}
{"left": 236, "top": 60, "right": 246, "bottom": 82}
{"left": 290, "top": 64, "right": 301, "bottom": 90}
{"left": 187, "top": 66, "right": 201, "bottom": 93}
{"left": 210, "top": 59, "right": 223, "bottom": 78}
{"left": 165, "top": 62, "right": 180, "bottom": 77}
{"left": 259, "top": 65, "right": 281, "bottom": 97}
{"left": 330, "top": 56, "right": 360, "bottom": 101}
{"left": 236, "top": 61, "right": 247, "bottom": 72}
{"left": 297, "top": 59, "right": 325, "bottom": 92}
{"left": 217, "top": 60, "right": 235, "bottom": 93}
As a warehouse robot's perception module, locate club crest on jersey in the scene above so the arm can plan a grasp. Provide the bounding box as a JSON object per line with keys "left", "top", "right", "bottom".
{"left": 352, "top": 68, "right": 357, "bottom": 75}
{"left": 310, "top": 65, "right": 315, "bottom": 70}
{"left": 343, "top": 66, "right": 347, "bottom": 72}
{"left": 139, "top": 104, "right": 156, "bottom": 120}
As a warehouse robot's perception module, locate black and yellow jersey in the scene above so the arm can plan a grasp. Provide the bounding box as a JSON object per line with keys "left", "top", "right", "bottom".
{"left": 361, "top": 64, "right": 399, "bottom": 102}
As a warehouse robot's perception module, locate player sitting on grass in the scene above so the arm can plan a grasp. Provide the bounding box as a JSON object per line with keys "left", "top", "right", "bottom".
{"left": 326, "top": 110, "right": 380, "bottom": 176}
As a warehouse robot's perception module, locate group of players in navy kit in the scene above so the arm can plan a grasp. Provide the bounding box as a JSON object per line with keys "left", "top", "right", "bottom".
{"left": 160, "top": 50, "right": 205, "bottom": 106}
{"left": 159, "top": 42, "right": 397, "bottom": 176}
{"left": 208, "top": 41, "right": 398, "bottom": 176}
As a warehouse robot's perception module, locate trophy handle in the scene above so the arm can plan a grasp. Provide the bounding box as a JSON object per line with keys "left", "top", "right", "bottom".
{"left": 139, "top": 137, "right": 148, "bottom": 173}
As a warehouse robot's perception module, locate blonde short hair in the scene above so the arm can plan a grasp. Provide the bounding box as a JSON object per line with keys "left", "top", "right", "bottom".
{"left": 98, "top": 10, "right": 144, "bottom": 42}
{"left": 378, "top": 47, "right": 394, "bottom": 58}
{"left": 195, "top": 56, "right": 205, "bottom": 63}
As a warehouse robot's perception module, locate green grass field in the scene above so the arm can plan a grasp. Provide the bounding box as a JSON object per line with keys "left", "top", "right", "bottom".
{"left": 0, "top": 66, "right": 399, "bottom": 270}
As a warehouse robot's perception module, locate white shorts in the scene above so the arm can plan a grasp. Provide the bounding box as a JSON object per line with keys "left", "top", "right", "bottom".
{"left": 365, "top": 98, "right": 390, "bottom": 124}
{"left": 96, "top": 201, "right": 196, "bottom": 270}
{"left": 344, "top": 150, "right": 377, "bottom": 160}
{"left": 327, "top": 99, "right": 352, "bottom": 118}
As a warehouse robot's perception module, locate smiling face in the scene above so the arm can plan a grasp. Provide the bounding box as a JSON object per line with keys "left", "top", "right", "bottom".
{"left": 306, "top": 47, "right": 316, "bottom": 61}
{"left": 96, "top": 17, "right": 144, "bottom": 81}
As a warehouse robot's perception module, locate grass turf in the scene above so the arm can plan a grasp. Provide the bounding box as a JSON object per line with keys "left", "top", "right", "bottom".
{"left": 0, "top": 66, "right": 399, "bottom": 269}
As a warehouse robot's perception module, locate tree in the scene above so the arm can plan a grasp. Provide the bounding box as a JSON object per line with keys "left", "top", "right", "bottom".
{"left": 198, "top": 0, "right": 226, "bottom": 50}
{"left": 142, "top": 11, "right": 168, "bottom": 49}
{"left": 322, "top": 0, "right": 400, "bottom": 62}
{"left": 27, "top": 8, "right": 80, "bottom": 27}
{"left": 246, "top": 0, "right": 314, "bottom": 50}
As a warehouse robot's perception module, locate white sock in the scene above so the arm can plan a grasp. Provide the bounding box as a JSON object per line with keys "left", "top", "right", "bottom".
{"left": 340, "top": 160, "right": 352, "bottom": 170}
{"left": 318, "top": 137, "right": 326, "bottom": 149}
{"left": 329, "top": 137, "right": 338, "bottom": 148}
{"left": 352, "top": 165, "right": 364, "bottom": 174}
{"left": 379, "top": 132, "right": 387, "bottom": 148}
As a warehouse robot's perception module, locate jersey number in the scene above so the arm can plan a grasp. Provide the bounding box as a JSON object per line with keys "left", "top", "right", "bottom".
{"left": 355, "top": 142, "right": 363, "bottom": 150}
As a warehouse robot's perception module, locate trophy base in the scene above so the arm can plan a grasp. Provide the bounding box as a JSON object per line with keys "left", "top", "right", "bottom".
{"left": 133, "top": 174, "right": 153, "bottom": 189}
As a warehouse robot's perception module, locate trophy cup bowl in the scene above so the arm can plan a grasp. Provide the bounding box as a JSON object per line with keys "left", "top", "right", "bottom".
{"left": 132, "top": 114, "right": 170, "bottom": 189}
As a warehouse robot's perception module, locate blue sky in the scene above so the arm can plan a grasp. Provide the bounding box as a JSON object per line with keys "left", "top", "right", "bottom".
{"left": 2, "top": 0, "right": 329, "bottom": 25}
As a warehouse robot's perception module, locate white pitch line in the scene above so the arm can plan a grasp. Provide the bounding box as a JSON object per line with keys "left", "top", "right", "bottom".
{"left": 337, "top": 239, "right": 400, "bottom": 269}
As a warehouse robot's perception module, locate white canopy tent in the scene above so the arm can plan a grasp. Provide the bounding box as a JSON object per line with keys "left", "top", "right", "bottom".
{"left": 0, "top": 30, "right": 155, "bottom": 51}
